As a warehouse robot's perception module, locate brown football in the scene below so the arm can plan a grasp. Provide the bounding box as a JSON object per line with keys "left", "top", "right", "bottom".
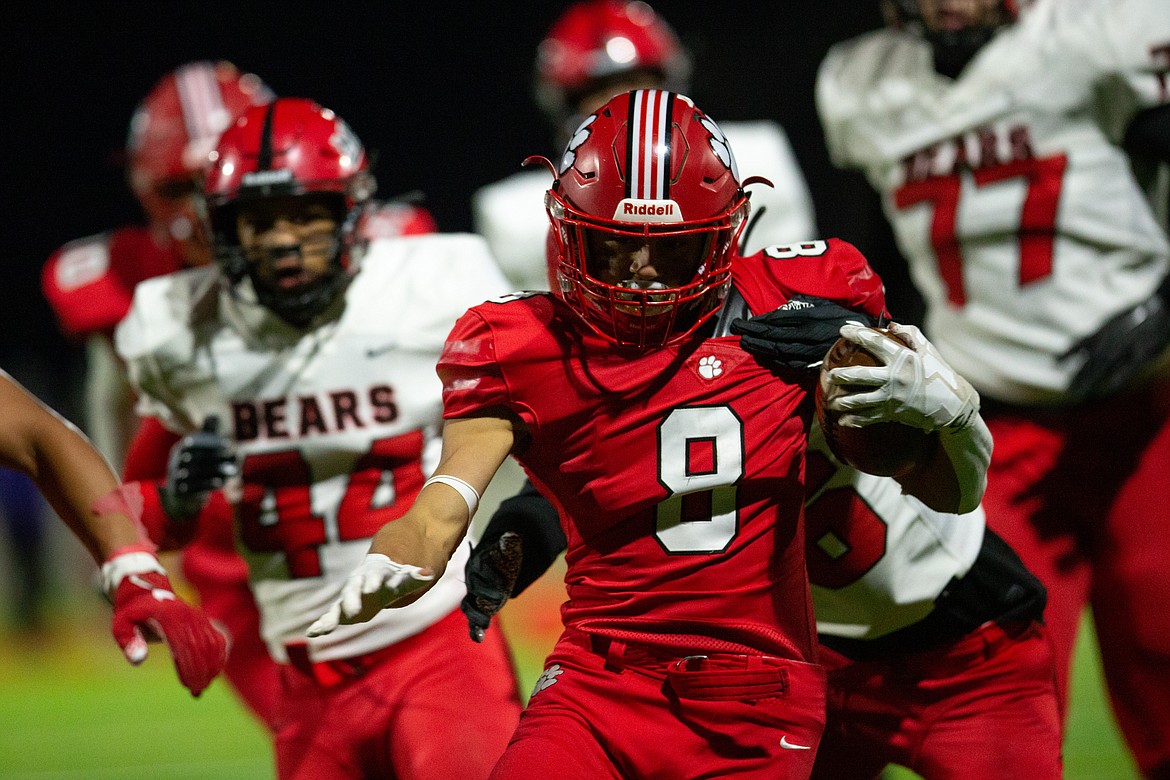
{"left": 815, "top": 328, "right": 937, "bottom": 477}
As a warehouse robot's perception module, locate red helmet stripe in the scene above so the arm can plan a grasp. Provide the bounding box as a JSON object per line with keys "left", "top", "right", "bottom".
{"left": 174, "top": 62, "right": 227, "bottom": 148}
{"left": 628, "top": 89, "right": 673, "bottom": 201}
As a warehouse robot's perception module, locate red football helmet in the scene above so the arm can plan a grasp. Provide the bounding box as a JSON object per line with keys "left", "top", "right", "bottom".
{"left": 203, "top": 97, "right": 376, "bottom": 324}
{"left": 126, "top": 61, "right": 272, "bottom": 265}
{"left": 534, "top": 1, "right": 691, "bottom": 131}
{"left": 543, "top": 89, "right": 752, "bottom": 350}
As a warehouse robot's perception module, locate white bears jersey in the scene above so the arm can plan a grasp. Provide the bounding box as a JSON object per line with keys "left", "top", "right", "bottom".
{"left": 804, "top": 424, "right": 984, "bottom": 640}
{"left": 115, "top": 234, "right": 512, "bottom": 663}
{"left": 473, "top": 120, "right": 818, "bottom": 290}
{"left": 817, "top": 0, "right": 1170, "bottom": 405}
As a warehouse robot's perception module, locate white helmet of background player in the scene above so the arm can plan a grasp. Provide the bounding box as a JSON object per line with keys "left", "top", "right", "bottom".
{"left": 882, "top": 0, "right": 1025, "bottom": 78}
{"left": 126, "top": 61, "right": 272, "bottom": 267}
{"left": 534, "top": 0, "right": 692, "bottom": 146}
{"left": 203, "top": 98, "right": 376, "bottom": 326}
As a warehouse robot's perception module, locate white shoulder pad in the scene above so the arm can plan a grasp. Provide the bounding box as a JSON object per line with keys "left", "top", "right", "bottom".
{"left": 816, "top": 30, "right": 915, "bottom": 168}
{"left": 722, "top": 120, "right": 817, "bottom": 251}
{"left": 350, "top": 234, "right": 515, "bottom": 345}
{"left": 471, "top": 169, "right": 553, "bottom": 291}
{"left": 114, "top": 266, "right": 217, "bottom": 362}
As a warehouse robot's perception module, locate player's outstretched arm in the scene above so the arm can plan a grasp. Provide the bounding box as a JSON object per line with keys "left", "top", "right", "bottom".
{"left": 309, "top": 413, "right": 517, "bottom": 637}
{"left": 0, "top": 371, "right": 226, "bottom": 696}
{"left": 822, "top": 323, "right": 992, "bottom": 514}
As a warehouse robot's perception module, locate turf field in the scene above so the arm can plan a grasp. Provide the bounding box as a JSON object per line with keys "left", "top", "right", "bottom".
{"left": 0, "top": 584, "right": 1141, "bottom": 779}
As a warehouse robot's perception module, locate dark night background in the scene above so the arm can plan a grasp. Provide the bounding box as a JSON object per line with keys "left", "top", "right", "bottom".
{"left": 4, "top": 2, "right": 907, "bottom": 420}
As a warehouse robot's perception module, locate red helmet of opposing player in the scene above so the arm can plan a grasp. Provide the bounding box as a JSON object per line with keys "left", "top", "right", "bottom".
{"left": 203, "top": 97, "right": 376, "bottom": 324}
{"left": 542, "top": 89, "right": 751, "bottom": 350}
{"left": 127, "top": 61, "right": 272, "bottom": 265}
{"left": 535, "top": 1, "right": 691, "bottom": 133}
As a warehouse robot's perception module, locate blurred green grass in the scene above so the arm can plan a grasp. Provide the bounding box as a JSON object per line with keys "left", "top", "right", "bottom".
{"left": 0, "top": 601, "right": 1139, "bottom": 779}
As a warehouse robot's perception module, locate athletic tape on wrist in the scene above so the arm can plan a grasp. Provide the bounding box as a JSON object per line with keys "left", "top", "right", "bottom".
{"left": 422, "top": 474, "right": 480, "bottom": 519}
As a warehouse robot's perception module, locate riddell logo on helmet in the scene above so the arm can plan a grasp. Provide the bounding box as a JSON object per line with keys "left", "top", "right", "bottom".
{"left": 614, "top": 199, "right": 683, "bottom": 223}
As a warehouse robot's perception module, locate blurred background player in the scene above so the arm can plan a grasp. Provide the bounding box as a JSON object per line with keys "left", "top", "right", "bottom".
{"left": 116, "top": 97, "right": 521, "bottom": 779}
{"left": 816, "top": 0, "right": 1170, "bottom": 775}
{"left": 39, "top": 61, "right": 439, "bottom": 732}
{"left": 39, "top": 60, "right": 281, "bottom": 728}
{"left": 472, "top": 0, "right": 817, "bottom": 291}
{"left": 0, "top": 369, "right": 226, "bottom": 699}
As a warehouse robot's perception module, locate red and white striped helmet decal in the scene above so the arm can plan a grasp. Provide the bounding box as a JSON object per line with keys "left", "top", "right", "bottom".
{"left": 174, "top": 62, "right": 230, "bottom": 167}
{"left": 625, "top": 89, "right": 675, "bottom": 201}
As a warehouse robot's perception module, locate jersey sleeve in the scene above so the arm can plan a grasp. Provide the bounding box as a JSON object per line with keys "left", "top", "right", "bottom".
{"left": 113, "top": 271, "right": 207, "bottom": 433}
{"left": 733, "top": 238, "right": 890, "bottom": 322}
{"left": 438, "top": 306, "right": 515, "bottom": 422}
{"left": 42, "top": 228, "right": 179, "bottom": 339}
{"left": 815, "top": 32, "right": 894, "bottom": 172}
{"left": 1088, "top": 0, "right": 1170, "bottom": 112}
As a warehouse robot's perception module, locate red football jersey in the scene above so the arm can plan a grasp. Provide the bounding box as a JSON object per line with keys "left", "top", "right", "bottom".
{"left": 441, "top": 239, "right": 886, "bottom": 661}
{"left": 42, "top": 227, "right": 181, "bottom": 339}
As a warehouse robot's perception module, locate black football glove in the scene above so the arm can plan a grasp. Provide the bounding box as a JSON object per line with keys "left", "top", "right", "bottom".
{"left": 462, "top": 532, "right": 524, "bottom": 643}
{"left": 1060, "top": 275, "right": 1170, "bottom": 403}
{"left": 461, "top": 479, "right": 566, "bottom": 643}
{"left": 160, "top": 416, "right": 238, "bottom": 521}
{"left": 731, "top": 294, "right": 879, "bottom": 370}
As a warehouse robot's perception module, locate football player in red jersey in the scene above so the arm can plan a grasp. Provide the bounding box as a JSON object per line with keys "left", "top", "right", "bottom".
{"left": 818, "top": 1, "right": 1170, "bottom": 775}
{"left": 117, "top": 97, "right": 520, "bottom": 780}
{"left": 0, "top": 370, "right": 226, "bottom": 698}
{"left": 310, "top": 90, "right": 993, "bottom": 779}
{"left": 40, "top": 61, "right": 282, "bottom": 728}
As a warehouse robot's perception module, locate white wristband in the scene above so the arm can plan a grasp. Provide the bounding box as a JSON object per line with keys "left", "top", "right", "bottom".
{"left": 422, "top": 475, "right": 480, "bottom": 519}
{"left": 100, "top": 551, "right": 166, "bottom": 597}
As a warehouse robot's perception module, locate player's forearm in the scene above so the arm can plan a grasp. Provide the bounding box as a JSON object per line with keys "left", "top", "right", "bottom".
{"left": 896, "top": 414, "right": 992, "bottom": 514}
{"left": 20, "top": 407, "right": 144, "bottom": 561}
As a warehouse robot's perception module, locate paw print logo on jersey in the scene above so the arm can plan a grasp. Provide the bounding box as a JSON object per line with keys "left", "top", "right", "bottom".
{"left": 530, "top": 664, "right": 564, "bottom": 698}
{"left": 699, "top": 115, "right": 739, "bottom": 180}
{"left": 559, "top": 115, "right": 597, "bottom": 174}
{"left": 698, "top": 355, "right": 723, "bottom": 380}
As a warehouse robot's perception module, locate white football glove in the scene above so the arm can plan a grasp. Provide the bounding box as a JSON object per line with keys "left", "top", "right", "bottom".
{"left": 306, "top": 554, "right": 434, "bottom": 637}
{"left": 824, "top": 323, "right": 980, "bottom": 432}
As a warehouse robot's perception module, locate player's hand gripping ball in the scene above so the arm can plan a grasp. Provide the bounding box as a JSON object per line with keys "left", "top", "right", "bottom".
{"left": 815, "top": 326, "right": 937, "bottom": 477}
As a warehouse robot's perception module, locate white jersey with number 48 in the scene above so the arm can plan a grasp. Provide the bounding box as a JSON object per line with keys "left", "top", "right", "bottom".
{"left": 116, "top": 234, "right": 512, "bottom": 664}
{"left": 817, "top": 0, "right": 1170, "bottom": 405}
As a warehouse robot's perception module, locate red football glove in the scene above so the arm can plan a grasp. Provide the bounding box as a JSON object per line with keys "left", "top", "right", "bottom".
{"left": 102, "top": 547, "right": 228, "bottom": 697}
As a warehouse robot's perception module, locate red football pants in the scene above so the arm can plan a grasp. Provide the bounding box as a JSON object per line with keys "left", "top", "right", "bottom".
{"left": 275, "top": 608, "right": 522, "bottom": 780}
{"left": 491, "top": 629, "right": 826, "bottom": 779}
{"left": 982, "top": 377, "right": 1170, "bottom": 776}
{"left": 182, "top": 505, "right": 281, "bottom": 731}
{"left": 811, "top": 620, "right": 1062, "bottom": 779}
